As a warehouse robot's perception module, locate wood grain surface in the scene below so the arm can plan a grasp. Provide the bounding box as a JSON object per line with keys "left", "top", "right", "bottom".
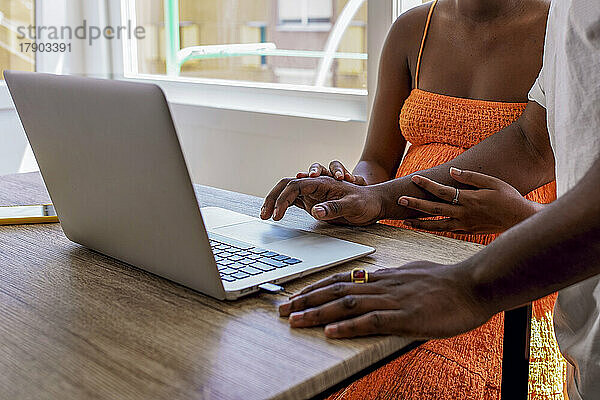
{"left": 0, "top": 173, "right": 483, "bottom": 400}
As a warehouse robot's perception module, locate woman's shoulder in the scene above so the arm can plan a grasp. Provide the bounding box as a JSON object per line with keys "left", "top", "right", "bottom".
{"left": 395, "top": 3, "right": 434, "bottom": 25}
{"left": 384, "top": 4, "right": 434, "bottom": 64}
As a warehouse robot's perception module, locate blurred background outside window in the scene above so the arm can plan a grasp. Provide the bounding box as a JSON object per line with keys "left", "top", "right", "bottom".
{"left": 129, "top": 0, "right": 368, "bottom": 91}
{"left": 0, "top": 0, "right": 34, "bottom": 80}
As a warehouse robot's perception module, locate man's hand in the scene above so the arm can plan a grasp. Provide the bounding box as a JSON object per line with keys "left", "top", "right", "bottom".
{"left": 260, "top": 176, "right": 384, "bottom": 226}
{"left": 398, "top": 168, "right": 544, "bottom": 234}
{"left": 278, "top": 262, "right": 494, "bottom": 339}
{"left": 296, "top": 160, "right": 368, "bottom": 186}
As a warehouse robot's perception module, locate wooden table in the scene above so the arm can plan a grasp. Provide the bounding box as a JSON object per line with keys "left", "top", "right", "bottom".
{"left": 0, "top": 172, "right": 485, "bottom": 400}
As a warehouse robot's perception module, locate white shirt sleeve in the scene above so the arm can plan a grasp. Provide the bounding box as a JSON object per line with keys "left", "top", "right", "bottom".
{"left": 528, "top": 70, "right": 547, "bottom": 108}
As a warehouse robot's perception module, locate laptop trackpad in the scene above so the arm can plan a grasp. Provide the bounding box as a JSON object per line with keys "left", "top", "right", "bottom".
{"left": 213, "top": 220, "right": 306, "bottom": 245}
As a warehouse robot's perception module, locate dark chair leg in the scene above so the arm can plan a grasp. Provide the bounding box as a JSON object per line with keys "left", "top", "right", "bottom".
{"left": 501, "top": 304, "right": 532, "bottom": 400}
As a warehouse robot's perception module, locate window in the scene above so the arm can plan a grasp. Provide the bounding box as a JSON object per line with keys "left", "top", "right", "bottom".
{"left": 396, "top": 0, "right": 430, "bottom": 17}
{"left": 0, "top": 0, "right": 35, "bottom": 80}
{"left": 278, "top": 0, "right": 333, "bottom": 25}
{"left": 123, "top": 0, "right": 368, "bottom": 91}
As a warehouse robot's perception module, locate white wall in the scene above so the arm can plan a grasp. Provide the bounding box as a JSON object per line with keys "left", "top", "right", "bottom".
{"left": 0, "top": 103, "right": 367, "bottom": 198}
{"left": 172, "top": 105, "right": 367, "bottom": 197}
{"left": 0, "top": 109, "right": 30, "bottom": 175}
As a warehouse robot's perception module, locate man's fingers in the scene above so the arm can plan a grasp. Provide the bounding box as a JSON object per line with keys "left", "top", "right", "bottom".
{"left": 324, "top": 310, "right": 407, "bottom": 338}
{"left": 291, "top": 272, "right": 352, "bottom": 299}
{"left": 293, "top": 199, "right": 306, "bottom": 211}
{"left": 261, "top": 178, "right": 292, "bottom": 220}
{"left": 410, "top": 175, "right": 457, "bottom": 202}
{"left": 311, "top": 197, "right": 359, "bottom": 221}
{"left": 290, "top": 268, "right": 392, "bottom": 299}
{"left": 450, "top": 167, "right": 505, "bottom": 189}
{"left": 398, "top": 197, "right": 459, "bottom": 218}
{"left": 288, "top": 295, "right": 397, "bottom": 328}
{"left": 404, "top": 218, "right": 458, "bottom": 232}
{"left": 272, "top": 179, "right": 320, "bottom": 221}
{"left": 279, "top": 283, "right": 385, "bottom": 317}
{"left": 312, "top": 201, "right": 343, "bottom": 221}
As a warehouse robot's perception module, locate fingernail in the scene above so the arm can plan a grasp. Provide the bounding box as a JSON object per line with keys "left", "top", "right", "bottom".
{"left": 313, "top": 206, "right": 326, "bottom": 218}
{"left": 411, "top": 176, "right": 421, "bottom": 184}
{"left": 273, "top": 208, "right": 279, "bottom": 218}
{"left": 335, "top": 171, "right": 343, "bottom": 180}
{"left": 450, "top": 167, "right": 462, "bottom": 176}
{"left": 279, "top": 303, "right": 290, "bottom": 315}
{"left": 325, "top": 324, "right": 338, "bottom": 336}
{"left": 290, "top": 312, "right": 303, "bottom": 322}
{"left": 399, "top": 198, "right": 409, "bottom": 206}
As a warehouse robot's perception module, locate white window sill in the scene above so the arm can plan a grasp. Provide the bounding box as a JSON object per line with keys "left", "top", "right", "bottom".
{"left": 0, "top": 76, "right": 368, "bottom": 122}
{"left": 276, "top": 23, "right": 333, "bottom": 32}
{"left": 122, "top": 74, "right": 368, "bottom": 122}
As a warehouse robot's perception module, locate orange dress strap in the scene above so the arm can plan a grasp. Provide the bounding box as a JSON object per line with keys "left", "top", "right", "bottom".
{"left": 415, "top": 0, "right": 438, "bottom": 89}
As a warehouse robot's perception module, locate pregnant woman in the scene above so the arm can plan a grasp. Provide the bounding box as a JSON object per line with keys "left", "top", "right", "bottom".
{"left": 289, "top": 0, "right": 565, "bottom": 398}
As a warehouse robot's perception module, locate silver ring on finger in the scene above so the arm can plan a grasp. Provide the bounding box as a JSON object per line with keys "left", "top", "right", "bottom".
{"left": 452, "top": 188, "right": 460, "bottom": 205}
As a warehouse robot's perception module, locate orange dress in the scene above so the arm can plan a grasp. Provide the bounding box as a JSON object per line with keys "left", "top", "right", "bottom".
{"left": 329, "top": 1, "right": 566, "bottom": 399}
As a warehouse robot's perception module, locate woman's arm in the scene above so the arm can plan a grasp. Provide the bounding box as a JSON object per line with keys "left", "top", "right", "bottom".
{"left": 277, "top": 156, "right": 600, "bottom": 340}
{"left": 373, "top": 101, "right": 555, "bottom": 220}
{"left": 297, "top": 7, "right": 431, "bottom": 186}
{"left": 262, "top": 100, "right": 555, "bottom": 224}
{"left": 353, "top": 12, "right": 417, "bottom": 184}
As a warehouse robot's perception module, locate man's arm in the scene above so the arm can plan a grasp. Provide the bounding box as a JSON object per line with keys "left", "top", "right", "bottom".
{"left": 468, "top": 156, "right": 600, "bottom": 312}
{"left": 372, "top": 100, "right": 555, "bottom": 220}
{"left": 262, "top": 101, "right": 555, "bottom": 223}
{"left": 277, "top": 156, "right": 600, "bottom": 340}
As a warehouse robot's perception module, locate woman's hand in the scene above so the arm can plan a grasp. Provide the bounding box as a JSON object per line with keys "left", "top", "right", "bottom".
{"left": 296, "top": 161, "right": 368, "bottom": 186}
{"left": 278, "top": 261, "right": 494, "bottom": 339}
{"left": 399, "top": 168, "right": 544, "bottom": 234}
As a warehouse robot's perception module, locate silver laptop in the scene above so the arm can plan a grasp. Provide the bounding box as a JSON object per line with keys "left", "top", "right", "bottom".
{"left": 5, "top": 71, "right": 374, "bottom": 300}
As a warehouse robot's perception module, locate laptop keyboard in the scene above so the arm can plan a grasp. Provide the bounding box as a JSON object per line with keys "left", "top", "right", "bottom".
{"left": 209, "top": 235, "right": 302, "bottom": 283}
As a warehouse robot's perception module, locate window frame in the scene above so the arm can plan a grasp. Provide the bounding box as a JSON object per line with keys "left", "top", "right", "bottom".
{"left": 109, "top": 0, "right": 395, "bottom": 122}
{"left": 0, "top": 1, "right": 417, "bottom": 119}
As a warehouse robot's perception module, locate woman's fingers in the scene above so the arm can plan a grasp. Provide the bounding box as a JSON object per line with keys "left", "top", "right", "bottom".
{"left": 329, "top": 160, "right": 348, "bottom": 180}
{"left": 329, "top": 160, "right": 356, "bottom": 182}
{"left": 410, "top": 175, "right": 457, "bottom": 202}
{"left": 296, "top": 163, "right": 331, "bottom": 179}
{"left": 450, "top": 167, "right": 505, "bottom": 189}
{"left": 297, "top": 161, "right": 365, "bottom": 185}
{"left": 398, "top": 196, "right": 459, "bottom": 217}
{"left": 353, "top": 175, "right": 368, "bottom": 186}
{"left": 309, "top": 163, "right": 331, "bottom": 178}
